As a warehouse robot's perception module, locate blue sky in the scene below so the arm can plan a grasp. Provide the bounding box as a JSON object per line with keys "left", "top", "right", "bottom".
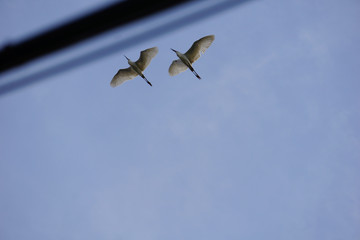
{"left": 0, "top": 0, "right": 359, "bottom": 239}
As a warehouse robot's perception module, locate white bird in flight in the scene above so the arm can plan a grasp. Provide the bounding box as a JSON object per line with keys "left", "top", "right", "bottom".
{"left": 169, "top": 35, "right": 215, "bottom": 79}
{"left": 110, "top": 47, "right": 158, "bottom": 87}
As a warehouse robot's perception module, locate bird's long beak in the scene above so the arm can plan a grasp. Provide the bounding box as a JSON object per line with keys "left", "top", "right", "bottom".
{"left": 170, "top": 48, "right": 176, "bottom": 53}
{"left": 124, "top": 55, "right": 130, "bottom": 61}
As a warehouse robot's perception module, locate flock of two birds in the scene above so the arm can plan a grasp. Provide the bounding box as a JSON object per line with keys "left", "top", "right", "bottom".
{"left": 110, "top": 35, "right": 215, "bottom": 87}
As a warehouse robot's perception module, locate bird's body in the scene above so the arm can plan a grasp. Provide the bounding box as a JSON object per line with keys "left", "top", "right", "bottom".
{"left": 126, "top": 59, "right": 148, "bottom": 83}
{"left": 173, "top": 51, "right": 191, "bottom": 67}
{"left": 127, "top": 59, "right": 142, "bottom": 75}
{"left": 169, "top": 35, "right": 215, "bottom": 79}
{"left": 111, "top": 47, "right": 158, "bottom": 87}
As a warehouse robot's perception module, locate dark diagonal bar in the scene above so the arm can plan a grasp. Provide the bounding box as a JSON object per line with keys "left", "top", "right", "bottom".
{"left": 0, "top": 0, "right": 190, "bottom": 73}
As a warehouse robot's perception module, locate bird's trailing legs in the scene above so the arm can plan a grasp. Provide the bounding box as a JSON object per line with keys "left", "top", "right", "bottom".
{"left": 189, "top": 65, "right": 201, "bottom": 80}
{"left": 141, "top": 74, "right": 152, "bottom": 86}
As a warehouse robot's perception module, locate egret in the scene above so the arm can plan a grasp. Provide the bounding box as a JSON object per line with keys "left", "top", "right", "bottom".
{"left": 110, "top": 47, "right": 158, "bottom": 87}
{"left": 169, "top": 35, "right": 215, "bottom": 79}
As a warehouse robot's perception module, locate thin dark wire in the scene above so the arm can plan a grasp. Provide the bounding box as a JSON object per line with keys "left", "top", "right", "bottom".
{"left": 0, "top": 0, "right": 252, "bottom": 97}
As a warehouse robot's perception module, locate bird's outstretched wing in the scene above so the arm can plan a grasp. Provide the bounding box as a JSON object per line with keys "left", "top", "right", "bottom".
{"left": 110, "top": 67, "right": 138, "bottom": 87}
{"left": 185, "top": 35, "right": 215, "bottom": 63}
{"left": 135, "top": 47, "right": 159, "bottom": 71}
{"left": 169, "top": 59, "right": 188, "bottom": 76}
